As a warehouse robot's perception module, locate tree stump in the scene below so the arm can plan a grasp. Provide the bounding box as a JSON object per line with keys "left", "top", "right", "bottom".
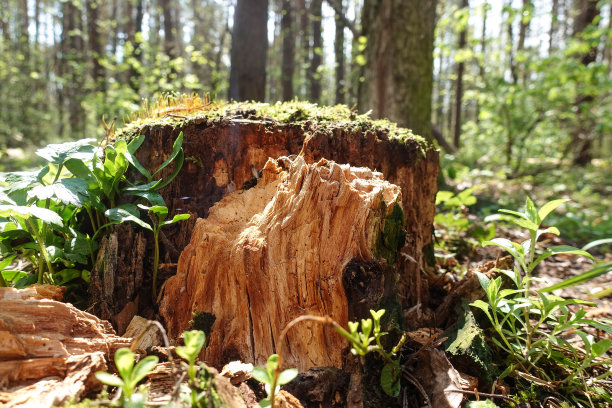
{"left": 115, "top": 102, "right": 439, "bottom": 372}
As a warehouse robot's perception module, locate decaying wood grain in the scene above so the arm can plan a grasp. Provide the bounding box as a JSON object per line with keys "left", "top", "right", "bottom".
{"left": 0, "top": 287, "right": 132, "bottom": 407}
{"left": 130, "top": 114, "right": 439, "bottom": 309}
{"left": 159, "top": 156, "right": 404, "bottom": 371}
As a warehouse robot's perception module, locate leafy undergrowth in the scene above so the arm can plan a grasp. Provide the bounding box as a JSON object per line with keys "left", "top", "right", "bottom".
{"left": 434, "top": 183, "right": 612, "bottom": 407}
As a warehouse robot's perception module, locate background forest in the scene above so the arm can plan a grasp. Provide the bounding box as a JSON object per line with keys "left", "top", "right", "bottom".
{"left": 0, "top": 0, "right": 611, "bottom": 242}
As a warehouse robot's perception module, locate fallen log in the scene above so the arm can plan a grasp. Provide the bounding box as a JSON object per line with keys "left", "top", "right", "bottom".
{"left": 0, "top": 287, "right": 131, "bottom": 407}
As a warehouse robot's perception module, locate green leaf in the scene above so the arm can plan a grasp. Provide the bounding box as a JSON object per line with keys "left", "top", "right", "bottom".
{"left": 160, "top": 213, "right": 191, "bottom": 227}
{"left": 0, "top": 192, "right": 16, "bottom": 205}
{"left": 537, "top": 199, "right": 569, "bottom": 224}
{"left": 153, "top": 132, "right": 183, "bottom": 176}
{"left": 114, "top": 348, "right": 136, "bottom": 380}
{"left": 64, "top": 158, "right": 95, "bottom": 181}
{"left": 0, "top": 205, "right": 63, "bottom": 227}
{"left": 130, "top": 355, "right": 158, "bottom": 384}
{"left": 28, "top": 178, "right": 90, "bottom": 208}
{"left": 251, "top": 366, "right": 270, "bottom": 384}
{"left": 591, "top": 339, "right": 611, "bottom": 357}
{"left": 105, "top": 208, "right": 152, "bottom": 231}
{"left": 525, "top": 197, "right": 538, "bottom": 224}
{"left": 582, "top": 238, "right": 612, "bottom": 252}
{"left": 0, "top": 255, "right": 16, "bottom": 271}
{"left": 124, "top": 190, "right": 166, "bottom": 207}
{"left": 176, "top": 330, "right": 206, "bottom": 364}
{"left": 95, "top": 372, "right": 124, "bottom": 388}
{"left": 154, "top": 149, "right": 184, "bottom": 190}
{"left": 53, "top": 268, "right": 81, "bottom": 285}
{"left": 540, "top": 261, "right": 611, "bottom": 292}
{"left": 498, "top": 209, "right": 529, "bottom": 220}
{"left": 126, "top": 135, "right": 151, "bottom": 180}
{"left": 380, "top": 360, "right": 401, "bottom": 397}
{"left": 36, "top": 139, "right": 96, "bottom": 164}
{"left": 277, "top": 368, "right": 298, "bottom": 385}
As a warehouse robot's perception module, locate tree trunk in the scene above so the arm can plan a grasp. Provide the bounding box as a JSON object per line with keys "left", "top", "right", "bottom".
{"left": 334, "top": 0, "right": 346, "bottom": 104}
{"left": 116, "top": 104, "right": 439, "bottom": 373}
{"left": 86, "top": 0, "right": 105, "bottom": 93}
{"left": 160, "top": 0, "right": 177, "bottom": 70}
{"left": 358, "top": 0, "right": 436, "bottom": 141}
{"left": 452, "top": 0, "right": 468, "bottom": 149}
{"left": 571, "top": 0, "right": 600, "bottom": 166}
{"left": 308, "top": 0, "right": 322, "bottom": 102}
{"left": 228, "top": 0, "right": 268, "bottom": 101}
{"left": 281, "top": 0, "right": 295, "bottom": 101}
{"left": 549, "top": 0, "right": 559, "bottom": 53}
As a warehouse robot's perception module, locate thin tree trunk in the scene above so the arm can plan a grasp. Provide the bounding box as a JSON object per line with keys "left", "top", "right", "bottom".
{"left": 160, "top": 0, "right": 176, "bottom": 64}
{"left": 571, "top": 0, "right": 600, "bottom": 166}
{"left": 86, "top": 0, "right": 105, "bottom": 92}
{"left": 604, "top": 6, "right": 612, "bottom": 74}
{"left": 549, "top": 0, "right": 559, "bottom": 53}
{"left": 228, "top": 0, "right": 269, "bottom": 101}
{"left": 308, "top": 0, "right": 322, "bottom": 102}
{"left": 334, "top": 0, "right": 346, "bottom": 104}
{"left": 281, "top": 0, "right": 295, "bottom": 101}
{"left": 452, "top": 0, "right": 468, "bottom": 149}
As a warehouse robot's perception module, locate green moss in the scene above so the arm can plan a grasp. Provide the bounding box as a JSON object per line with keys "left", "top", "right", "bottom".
{"left": 373, "top": 201, "right": 406, "bottom": 266}
{"left": 114, "top": 97, "right": 434, "bottom": 154}
{"left": 444, "top": 301, "right": 497, "bottom": 385}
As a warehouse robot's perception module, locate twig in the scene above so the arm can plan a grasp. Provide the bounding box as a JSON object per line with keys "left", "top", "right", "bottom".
{"left": 402, "top": 369, "right": 431, "bottom": 407}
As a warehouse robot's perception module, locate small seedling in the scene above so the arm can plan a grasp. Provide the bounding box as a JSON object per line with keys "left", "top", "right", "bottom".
{"left": 176, "top": 330, "right": 206, "bottom": 385}
{"left": 95, "top": 348, "right": 158, "bottom": 407}
{"left": 252, "top": 354, "right": 298, "bottom": 407}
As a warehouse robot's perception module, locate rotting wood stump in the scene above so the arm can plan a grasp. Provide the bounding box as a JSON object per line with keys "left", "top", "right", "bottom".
{"left": 159, "top": 156, "right": 403, "bottom": 370}
{"left": 112, "top": 102, "right": 439, "bottom": 372}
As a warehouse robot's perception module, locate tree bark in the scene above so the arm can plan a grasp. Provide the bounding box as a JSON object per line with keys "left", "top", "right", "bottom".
{"left": 281, "top": 0, "right": 295, "bottom": 101}
{"left": 228, "top": 0, "right": 269, "bottom": 101}
{"left": 452, "top": 0, "right": 469, "bottom": 149}
{"left": 334, "top": 0, "right": 346, "bottom": 104}
{"left": 571, "top": 0, "right": 600, "bottom": 166}
{"left": 86, "top": 0, "right": 105, "bottom": 93}
{"left": 358, "top": 0, "right": 437, "bottom": 141}
{"left": 549, "top": 0, "right": 559, "bottom": 53}
{"left": 308, "top": 0, "right": 322, "bottom": 102}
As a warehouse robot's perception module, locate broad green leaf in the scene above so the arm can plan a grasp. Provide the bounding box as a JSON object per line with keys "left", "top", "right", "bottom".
{"left": 64, "top": 158, "right": 95, "bottom": 182}
{"left": 95, "top": 372, "right": 124, "bottom": 388}
{"left": 0, "top": 192, "right": 16, "bottom": 205}
{"left": 435, "top": 191, "right": 454, "bottom": 205}
{"left": 122, "top": 187, "right": 166, "bottom": 207}
{"left": 137, "top": 204, "right": 168, "bottom": 217}
{"left": 0, "top": 205, "right": 63, "bottom": 227}
{"left": 2, "top": 170, "right": 43, "bottom": 194}
{"left": 532, "top": 245, "right": 594, "bottom": 273}
{"left": 541, "top": 261, "right": 611, "bottom": 292}
{"left": 130, "top": 355, "right": 158, "bottom": 384}
{"left": 511, "top": 217, "right": 539, "bottom": 232}
{"left": 105, "top": 208, "right": 152, "bottom": 231}
{"left": 537, "top": 199, "right": 569, "bottom": 224}
{"left": 153, "top": 132, "right": 183, "bottom": 176}
{"left": 35, "top": 139, "right": 96, "bottom": 164}
{"left": 28, "top": 178, "right": 90, "bottom": 207}
{"left": 2, "top": 269, "right": 28, "bottom": 283}
{"left": 114, "top": 348, "right": 136, "bottom": 380}
{"left": 53, "top": 268, "right": 81, "bottom": 285}
{"left": 380, "top": 360, "right": 401, "bottom": 397}
{"left": 251, "top": 366, "right": 270, "bottom": 384}
{"left": 0, "top": 255, "right": 15, "bottom": 271}
{"left": 536, "top": 226, "right": 560, "bottom": 241}
{"left": 277, "top": 368, "right": 298, "bottom": 385}
{"left": 474, "top": 271, "right": 491, "bottom": 291}
{"left": 266, "top": 354, "right": 280, "bottom": 374}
